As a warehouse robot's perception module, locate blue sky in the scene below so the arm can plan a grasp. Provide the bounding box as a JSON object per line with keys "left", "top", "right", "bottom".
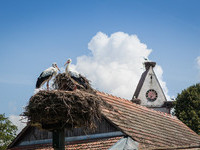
{"left": 0, "top": 0, "right": 200, "bottom": 124}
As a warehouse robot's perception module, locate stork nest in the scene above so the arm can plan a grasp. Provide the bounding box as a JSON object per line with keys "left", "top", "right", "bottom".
{"left": 23, "top": 90, "right": 102, "bottom": 131}
{"left": 53, "top": 73, "right": 95, "bottom": 94}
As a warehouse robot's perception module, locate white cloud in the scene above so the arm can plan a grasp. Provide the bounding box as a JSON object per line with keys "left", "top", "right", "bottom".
{"left": 197, "top": 56, "right": 200, "bottom": 69}
{"left": 72, "top": 32, "right": 169, "bottom": 100}
{"left": 9, "top": 115, "right": 27, "bottom": 134}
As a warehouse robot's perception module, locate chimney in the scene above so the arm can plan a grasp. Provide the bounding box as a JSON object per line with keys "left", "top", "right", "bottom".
{"left": 144, "top": 62, "right": 156, "bottom": 70}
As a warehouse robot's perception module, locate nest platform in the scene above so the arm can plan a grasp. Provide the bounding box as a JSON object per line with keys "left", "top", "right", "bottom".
{"left": 24, "top": 73, "right": 114, "bottom": 131}
{"left": 53, "top": 73, "right": 95, "bottom": 94}
{"left": 24, "top": 90, "right": 102, "bottom": 130}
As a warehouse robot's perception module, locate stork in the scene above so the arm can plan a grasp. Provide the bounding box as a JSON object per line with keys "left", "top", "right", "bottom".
{"left": 64, "top": 58, "right": 88, "bottom": 89}
{"left": 36, "top": 63, "right": 60, "bottom": 90}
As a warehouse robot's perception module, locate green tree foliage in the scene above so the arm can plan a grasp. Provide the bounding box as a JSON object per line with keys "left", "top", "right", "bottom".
{"left": 0, "top": 114, "right": 17, "bottom": 150}
{"left": 174, "top": 83, "right": 200, "bottom": 135}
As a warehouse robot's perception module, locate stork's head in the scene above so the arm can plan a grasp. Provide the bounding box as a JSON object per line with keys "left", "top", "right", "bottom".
{"left": 64, "top": 58, "right": 72, "bottom": 66}
{"left": 52, "top": 63, "right": 60, "bottom": 71}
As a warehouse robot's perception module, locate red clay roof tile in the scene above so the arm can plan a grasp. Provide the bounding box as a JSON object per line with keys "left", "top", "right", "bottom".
{"left": 97, "top": 91, "right": 200, "bottom": 148}
{"left": 10, "top": 136, "right": 122, "bottom": 150}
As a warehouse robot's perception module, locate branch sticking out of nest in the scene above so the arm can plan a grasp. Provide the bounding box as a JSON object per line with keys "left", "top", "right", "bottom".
{"left": 53, "top": 73, "right": 95, "bottom": 94}
{"left": 23, "top": 90, "right": 102, "bottom": 131}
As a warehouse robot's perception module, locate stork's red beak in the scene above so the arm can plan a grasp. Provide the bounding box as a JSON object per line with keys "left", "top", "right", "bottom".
{"left": 64, "top": 61, "right": 69, "bottom": 66}
{"left": 56, "top": 65, "right": 60, "bottom": 71}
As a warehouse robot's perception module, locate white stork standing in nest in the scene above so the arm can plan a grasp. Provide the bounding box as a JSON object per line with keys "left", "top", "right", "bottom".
{"left": 64, "top": 58, "right": 89, "bottom": 90}
{"left": 36, "top": 63, "right": 60, "bottom": 90}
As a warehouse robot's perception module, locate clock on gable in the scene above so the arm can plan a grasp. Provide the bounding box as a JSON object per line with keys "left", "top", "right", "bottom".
{"left": 146, "top": 89, "right": 158, "bottom": 102}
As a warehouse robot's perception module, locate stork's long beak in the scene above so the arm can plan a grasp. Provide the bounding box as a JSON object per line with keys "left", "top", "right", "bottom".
{"left": 56, "top": 65, "right": 60, "bottom": 71}
{"left": 64, "top": 61, "right": 68, "bottom": 66}
{"left": 64, "top": 60, "right": 70, "bottom": 66}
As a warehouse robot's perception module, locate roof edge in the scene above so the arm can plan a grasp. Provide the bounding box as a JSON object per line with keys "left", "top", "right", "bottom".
{"left": 97, "top": 91, "right": 177, "bottom": 119}
{"left": 7, "top": 124, "right": 31, "bottom": 149}
{"left": 151, "top": 144, "right": 200, "bottom": 150}
{"left": 132, "top": 69, "right": 148, "bottom": 99}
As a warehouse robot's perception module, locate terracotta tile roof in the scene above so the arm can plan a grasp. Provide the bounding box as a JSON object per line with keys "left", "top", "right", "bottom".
{"left": 97, "top": 91, "right": 200, "bottom": 148}
{"left": 8, "top": 91, "right": 200, "bottom": 150}
{"left": 66, "top": 136, "right": 122, "bottom": 150}
{"left": 9, "top": 136, "right": 122, "bottom": 150}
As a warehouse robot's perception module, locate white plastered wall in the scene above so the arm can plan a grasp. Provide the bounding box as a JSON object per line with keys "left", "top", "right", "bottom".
{"left": 138, "top": 66, "right": 167, "bottom": 107}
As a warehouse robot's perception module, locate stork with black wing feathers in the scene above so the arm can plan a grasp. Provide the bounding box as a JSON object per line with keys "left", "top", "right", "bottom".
{"left": 64, "top": 58, "right": 89, "bottom": 89}
{"left": 36, "top": 63, "right": 60, "bottom": 90}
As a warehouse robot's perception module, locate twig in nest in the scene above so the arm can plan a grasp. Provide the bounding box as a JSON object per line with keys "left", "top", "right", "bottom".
{"left": 23, "top": 90, "right": 102, "bottom": 131}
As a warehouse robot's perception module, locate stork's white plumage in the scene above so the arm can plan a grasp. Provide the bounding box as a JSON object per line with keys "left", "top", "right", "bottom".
{"left": 36, "top": 63, "right": 60, "bottom": 90}
{"left": 64, "top": 58, "right": 79, "bottom": 78}
{"left": 64, "top": 58, "right": 88, "bottom": 89}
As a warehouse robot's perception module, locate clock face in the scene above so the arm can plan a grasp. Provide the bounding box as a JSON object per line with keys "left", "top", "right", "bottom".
{"left": 146, "top": 89, "right": 158, "bottom": 102}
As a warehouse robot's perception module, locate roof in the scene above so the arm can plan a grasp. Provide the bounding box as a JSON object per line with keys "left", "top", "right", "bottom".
{"left": 8, "top": 91, "right": 200, "bottom": 150}
{"left": 9, "top": 136, "right": 122, "bottom": 150}
{"left": 66, "top": 136, "right": 122, "bottom": 150}
{"left": 97, "top": 91, "right": 200, "bottom": 149}
{"left": 133, "top": 69, "right": 148, "bottom": 99}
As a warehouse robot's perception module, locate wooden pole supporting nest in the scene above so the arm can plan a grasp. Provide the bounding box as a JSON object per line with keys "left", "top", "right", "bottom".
{"left": 52, "top": 128, "right": 65, "bottom": 150}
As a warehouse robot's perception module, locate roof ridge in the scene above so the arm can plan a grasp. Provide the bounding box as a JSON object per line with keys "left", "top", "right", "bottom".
{"left": 96, "top": 90, "right": 177, "bottom": 120}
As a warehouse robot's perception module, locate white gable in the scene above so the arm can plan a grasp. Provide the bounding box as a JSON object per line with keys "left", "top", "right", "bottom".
{"left": 137, "top": 65, "right": 167, "bottom": 107}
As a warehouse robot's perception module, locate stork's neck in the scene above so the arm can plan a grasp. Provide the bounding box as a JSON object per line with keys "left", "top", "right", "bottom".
{"left": 65, "top": 63, "right": 70, "bottom": 75}
{"left": 52, "top": 66, "right": 58, "bottom": 72}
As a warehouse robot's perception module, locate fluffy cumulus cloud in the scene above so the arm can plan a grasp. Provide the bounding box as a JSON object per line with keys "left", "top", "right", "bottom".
{"left": 72, "top": 32, "right": 169, "bottom": 100}
{"left": 9, "top": 115, "right": 27, "bottom": 134}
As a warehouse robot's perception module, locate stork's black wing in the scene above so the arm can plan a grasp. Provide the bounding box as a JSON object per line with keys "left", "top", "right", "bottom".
{"left": 70, "top": 74, "right": 90, "bottom": 89}
{"left": 36, "top": 70, "right": 53, "bottom": 88}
